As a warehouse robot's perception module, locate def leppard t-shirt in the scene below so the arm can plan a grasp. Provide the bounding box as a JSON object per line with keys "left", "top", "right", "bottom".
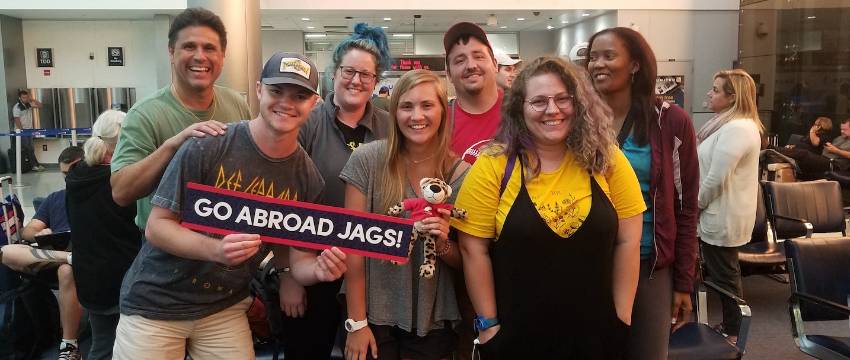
{"left": 119, "top": 121, "right": 324, "bottom": 320}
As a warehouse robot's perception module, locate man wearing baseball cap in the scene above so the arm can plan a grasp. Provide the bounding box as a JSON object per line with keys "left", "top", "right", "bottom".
{"left": 444, "top": 21, "right": 503, "bottom": 164}
{"left": 443, "top": 21, "right": 505, "bottom": 360}
{"left": 494, "top": 50, "right": 522, "bottom": 91}
{"left": 113, "top": 52, "right": 347, "bottom": 359}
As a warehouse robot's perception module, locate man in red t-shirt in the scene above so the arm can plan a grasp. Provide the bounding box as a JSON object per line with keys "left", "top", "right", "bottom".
{"left": 444, "top": 22, "right": 503, "bottom": 164}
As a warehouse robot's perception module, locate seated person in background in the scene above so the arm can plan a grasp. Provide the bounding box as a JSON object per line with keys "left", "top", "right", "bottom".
{"left": 0, "top": 146, "right": 87, "bottom": 360}
{"left": 780, "top": 118, "right": 850, "bottom": 174}
{"left": 783, "top": 116, "right": 832, "bottom": 154}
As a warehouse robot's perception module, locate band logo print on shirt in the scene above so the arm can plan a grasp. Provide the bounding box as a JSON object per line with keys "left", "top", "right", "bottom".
{"left": 181, "top": 182, "right": 414, "bottom": 263}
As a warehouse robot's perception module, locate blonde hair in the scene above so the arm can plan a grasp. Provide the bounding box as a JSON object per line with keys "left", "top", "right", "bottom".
{"left": 495, "top": 55, "right": 616, "bottom": 177}
{"left": 84, "top": 110, "right": 125, "bottom": 166}
{"left": 714, "top": 69, "right": 764, "bottom": 133}
{"left": 378, "top": 69, "right": 454, "bottom": 213}
{"left": 814, "top": 116, "right": 833, "bottom": 133}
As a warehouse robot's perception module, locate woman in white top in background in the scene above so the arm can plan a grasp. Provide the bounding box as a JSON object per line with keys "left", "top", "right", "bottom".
{"left": 695, "top": 69, "right": 763, "bottom": 344}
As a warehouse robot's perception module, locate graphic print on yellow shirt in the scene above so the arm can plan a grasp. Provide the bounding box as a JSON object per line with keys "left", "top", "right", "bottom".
{"left": 451, "top": 146, "right": 645, "bottom": 240}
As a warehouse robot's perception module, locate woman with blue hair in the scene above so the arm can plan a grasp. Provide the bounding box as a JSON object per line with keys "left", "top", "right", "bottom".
{"left": 289, "top": 23, "right": 391, "bottom": 359}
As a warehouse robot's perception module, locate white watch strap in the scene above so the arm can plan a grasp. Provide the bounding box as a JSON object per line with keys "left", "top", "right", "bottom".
{"left": 345, "top": 318, "right": 368, "bottom": 332}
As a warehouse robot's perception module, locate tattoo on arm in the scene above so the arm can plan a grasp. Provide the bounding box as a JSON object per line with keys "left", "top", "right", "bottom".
{"left": 22, "top": 248, "right": 66, "bottom": 274}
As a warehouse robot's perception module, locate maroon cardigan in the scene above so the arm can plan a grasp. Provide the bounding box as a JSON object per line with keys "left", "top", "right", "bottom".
{"left": 648, "top": 101, "right": 700, "bottom": 293}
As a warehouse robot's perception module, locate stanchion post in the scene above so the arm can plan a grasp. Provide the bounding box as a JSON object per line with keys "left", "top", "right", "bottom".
{"left": 71, "top": 129, "right": 77, "bottom": 146}
{"left": 14, "top": 130, "right": 22, "bottom": 187}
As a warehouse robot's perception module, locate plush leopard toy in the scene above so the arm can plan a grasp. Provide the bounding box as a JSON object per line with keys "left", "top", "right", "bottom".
{"left": 387, "top": 177, "right": 467, "bottom": 278}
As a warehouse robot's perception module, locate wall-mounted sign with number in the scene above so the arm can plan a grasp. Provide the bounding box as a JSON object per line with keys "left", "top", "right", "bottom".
{"left": 108, "top": 47, "right": 124, "bottom": 66}
{"left": 36, "top": 48, "right": 53, "bottom": 67}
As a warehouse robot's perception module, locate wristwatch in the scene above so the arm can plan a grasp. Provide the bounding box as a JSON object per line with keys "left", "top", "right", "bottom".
{"left": 474, "top": 315, "right": 499, "bottom": 332}
{"left": 345, "top": 318, "right": 368, "bottom": 333}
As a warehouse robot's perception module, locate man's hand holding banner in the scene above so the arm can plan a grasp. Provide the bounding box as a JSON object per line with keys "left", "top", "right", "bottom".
{"left": 180, "top": 182, "right": 414, "bottom": 263}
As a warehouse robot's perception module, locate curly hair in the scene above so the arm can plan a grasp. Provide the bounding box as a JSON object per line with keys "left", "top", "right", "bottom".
{"left": 330, "top": 23, "right": 392, "bottom": 79}
{"left": 493, "top": 56, "right": 616, "bottom": 177}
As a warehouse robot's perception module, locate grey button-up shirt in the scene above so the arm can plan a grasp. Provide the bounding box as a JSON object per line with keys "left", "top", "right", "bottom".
{"left": 299, "top": 92, "right": 390, "bottom": 207}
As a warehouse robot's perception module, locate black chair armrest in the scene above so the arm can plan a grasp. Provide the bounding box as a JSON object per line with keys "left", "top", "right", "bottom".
{"left": 703, "top": 280, "right": 747, "bottom": 305}
{"left": 792, "top": 291, "right": 850, "bottom": 316}
{"left": 772, "top": 214, "right": 814, "bottom": 238}
{"left": 703, "top": 280, "right": 752, "bottom": 350}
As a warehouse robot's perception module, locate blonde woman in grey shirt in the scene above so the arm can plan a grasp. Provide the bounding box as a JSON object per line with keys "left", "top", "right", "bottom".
{"left": 341, "top": 69, "right": 469, "bottom": 360}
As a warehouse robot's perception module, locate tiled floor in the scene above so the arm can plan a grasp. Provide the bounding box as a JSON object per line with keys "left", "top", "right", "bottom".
{"left": 2, "top": 166, "right": 66, "bottom": 220}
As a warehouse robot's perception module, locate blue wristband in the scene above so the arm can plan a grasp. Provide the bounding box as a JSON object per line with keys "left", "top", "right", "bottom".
{"left": 474, "top": 315, "right": 499, "bottom": 332}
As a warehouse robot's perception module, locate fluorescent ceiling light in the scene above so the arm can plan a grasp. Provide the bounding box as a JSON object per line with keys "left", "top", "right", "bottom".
{"left": 561, "top": 20, "right": 569, "bottom": 24}
{"left": 307, "top": 26, "right": 315, "bottom": 29}
{"left": 381, "top": 26, "right": 389, "bottom": 29}
{"left": 516, "top": 17, "right": 525, "bottom": 21}
{"left": 546, "top": 25, "right": 554, "bottom": 30}
{"left": 301, "top": 17, "right": 310, "bottom": 21}
{"left": 393, "top": 33, "right": 413, "bottom": 38}
{"left": 582, "top": 13, "right": 590, "bottom": 17}
{"left": 807, "top": 15, "right": 817, "bottom": 19}
{"left": 500, "top": 26, "right": 507, "bottom": 29}
{"left": 314, "top": 42, "right": 330, "bottom": 45}
{"left": 305, "top": 33, "right": 326, "bottom": 38}
{"left": 384, "top": 17, "right": 392, "bottom": 21}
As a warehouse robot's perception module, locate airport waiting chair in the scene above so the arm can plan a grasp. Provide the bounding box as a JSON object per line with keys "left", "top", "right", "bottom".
{"left": 762, "top": 180, "right": 846, "bottom": 240}
{"left": 738, "top": 183, "right": 787, "bottom": 279}
{"left": 785, "top": 237, "right": 850, "bottom": 359}
{"left": 668, "top": 251, "right": 752, "bottom": 359}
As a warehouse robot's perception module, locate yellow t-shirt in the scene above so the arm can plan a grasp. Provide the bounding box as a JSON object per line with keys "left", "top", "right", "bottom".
{"left": 452, "top": 147, "right": 646, "bottom": 239}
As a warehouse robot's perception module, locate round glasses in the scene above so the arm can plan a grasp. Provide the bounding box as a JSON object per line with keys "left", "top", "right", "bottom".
{"left": 525, "top": 94, "right": 574, "bottom": 112}
{"left": 338, "top": 66, "right": 377, "bottom": 84}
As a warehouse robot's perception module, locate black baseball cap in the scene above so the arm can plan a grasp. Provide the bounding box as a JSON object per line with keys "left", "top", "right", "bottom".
{"left": 261, "top": 52, "right": 319, "bottom": 95}
{"left": 443, "top": 22, "right": 493, "bottom": 56}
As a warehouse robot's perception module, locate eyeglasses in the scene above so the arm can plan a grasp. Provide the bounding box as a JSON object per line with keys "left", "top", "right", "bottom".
{"left": 525, "top": 94, "right": 574, "bottom": 112}
{"left": 338, "top": 66, "right": 377, "bottom": 84}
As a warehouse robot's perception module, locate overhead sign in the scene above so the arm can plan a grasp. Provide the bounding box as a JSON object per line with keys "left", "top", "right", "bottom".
{"left": 36, "top": 48, "right": 53, "bottom": 67}
{"left": 180, "top": 182, "right": 414, "bottom": 263}
{"left": 389, "top": 57, "right": 446, "bottom": 72}
{"left": 108, "top": 47, "right": 124, "bottom": 66}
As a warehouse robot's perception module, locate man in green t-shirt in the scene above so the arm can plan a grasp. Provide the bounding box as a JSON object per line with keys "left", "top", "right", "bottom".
{"left": 110, "top": 7, "right": 251, "bottom": 230}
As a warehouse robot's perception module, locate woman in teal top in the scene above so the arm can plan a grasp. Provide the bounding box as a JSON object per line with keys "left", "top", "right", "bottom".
{"left": 588, "top": 27, "right": 701, "bottom": 360}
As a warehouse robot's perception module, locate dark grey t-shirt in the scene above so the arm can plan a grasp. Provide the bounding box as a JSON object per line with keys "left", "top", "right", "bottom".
{"left": 299, "top": 92, "right": 389, "bottom": 208}
{"left": 119, "top": 121, "right": 324, "bottom": 320}
{"left": 823, "top": 135, "right": 850, "bottom": 159}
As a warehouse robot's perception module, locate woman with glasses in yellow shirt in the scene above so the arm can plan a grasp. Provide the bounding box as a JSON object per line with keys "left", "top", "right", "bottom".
{"left": 453, "top": 56, "right": 645, "bottom": 359}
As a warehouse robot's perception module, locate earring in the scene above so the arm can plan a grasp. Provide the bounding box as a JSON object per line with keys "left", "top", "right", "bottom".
{"left": 630, "top": 72, "right": 636, "bottom": 84}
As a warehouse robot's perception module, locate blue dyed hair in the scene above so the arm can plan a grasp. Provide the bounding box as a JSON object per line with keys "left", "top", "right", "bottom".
{"left": 331, "top": 23, "right": 392, "bottom": 78}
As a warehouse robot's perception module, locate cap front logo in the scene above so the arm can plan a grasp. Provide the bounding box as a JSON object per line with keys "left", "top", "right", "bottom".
{"left": 279, "top": 58, "right": 311, "bottom": 80}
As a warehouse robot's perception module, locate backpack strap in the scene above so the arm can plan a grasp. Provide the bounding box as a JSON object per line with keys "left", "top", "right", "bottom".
{"left": 499, "top": 152, "right": 518, "bottom": 197}
{"left": 449, "top": 99, "right": 457, "bottom": 133}
{"left": 617, "top": 107, "right": 637, "bottom": 147}
{"left": 445, "top": 158, "right": 464, "bottom": 184}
